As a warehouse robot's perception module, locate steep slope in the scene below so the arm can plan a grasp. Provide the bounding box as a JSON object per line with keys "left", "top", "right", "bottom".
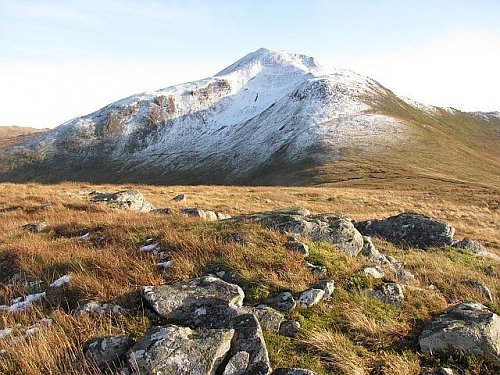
{"left": 0, "top": 48, "right": 498, "bottom": 187}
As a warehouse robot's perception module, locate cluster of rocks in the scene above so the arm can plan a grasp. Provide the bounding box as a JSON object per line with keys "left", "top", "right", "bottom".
{"left": 83, "top": 276, "right": 324, "bottom": 374}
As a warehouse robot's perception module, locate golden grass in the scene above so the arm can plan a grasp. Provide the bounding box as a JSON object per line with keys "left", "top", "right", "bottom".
{"left": 0, "top": 181, "right": 499, "bottom": 374}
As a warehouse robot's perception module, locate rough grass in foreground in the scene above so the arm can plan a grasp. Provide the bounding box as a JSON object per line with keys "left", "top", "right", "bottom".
{"left": 0, "top": 182, "right": 499, "bottom": 374}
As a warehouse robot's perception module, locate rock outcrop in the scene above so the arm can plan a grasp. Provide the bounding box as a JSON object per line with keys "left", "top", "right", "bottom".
{"left": 419, "top": 302, "right": 500, "bottom": 359}
{"left": 355, "top": 213, "right": 455, "bottom": 249}
{"left": 90, "top": 190, "right": 155, "bottom": 212}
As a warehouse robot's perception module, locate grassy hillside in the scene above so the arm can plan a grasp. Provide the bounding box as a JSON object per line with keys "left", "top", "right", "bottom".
{"left": 0, "top": 126, "right": 48, "bottom": 148}
{"left": 0, "top": 182, "right": 498, "bottom": 374}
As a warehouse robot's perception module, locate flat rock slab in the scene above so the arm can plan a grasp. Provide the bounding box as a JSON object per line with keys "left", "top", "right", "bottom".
{"left": 230, "top": 208, "right": 363, "bottom": 257}
{"left": 90, "top": 190, "right": 155, "bottom": 212}
{"left": 419, "top": 302, "right": 500, "bottom": 359}
{"left": 128, "top": 325, "right": 234, "bottom": 375}
{"left": 143, "top": 276, "right": 245, "bottom": 322}
{"left": 355, "top": 212, "right": 455, "bottom": 249}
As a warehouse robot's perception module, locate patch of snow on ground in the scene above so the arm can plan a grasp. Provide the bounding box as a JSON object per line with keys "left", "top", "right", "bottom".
{"left": 50, "top": 274, "right": 71, "bottom": 288}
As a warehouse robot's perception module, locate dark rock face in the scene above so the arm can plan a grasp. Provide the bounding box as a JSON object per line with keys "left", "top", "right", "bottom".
{"left": 84, "top": 334, "right": 134, "bottom": 371}
{"left": 232, "top": 208, "right": 363, "bottom": 257}
{"left": 127, "top": 325, "right": 234, "bottom": 375}
{"left": 355, "top": 213, "right": 455, "bottom": 249}
{"left": 90, "top": 190, "right": 155, "bottom": 212}
{"left": 419, "top": 302, "right": 500, "bottom": 359}
{"left": 452, "top": 238, "right": 487, "bottom": 254}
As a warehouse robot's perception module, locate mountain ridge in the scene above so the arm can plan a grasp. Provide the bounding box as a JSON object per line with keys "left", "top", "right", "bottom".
{"left": 0, "top": 48, "right": 498, "bottom": 187}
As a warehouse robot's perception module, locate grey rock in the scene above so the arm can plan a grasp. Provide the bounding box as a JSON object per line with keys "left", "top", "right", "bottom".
{"left": 278, "top": 320, "right": 300, "bottom": 338}
{"left": 231, "top": 209, "right": 363, "bottom": 257}
{"left": 241, "top": 306, "right": 284, "bottom": 333}
{"left": 142, "top": 276, "right": 244, "bottom": 324}
{"left": 127, "top": 325, "right": 234, "bottom": 375}
{"left": 151, "top": 208, "right": 174, "bottom": 215}
{"left": 90, "top": 190, "right": 155, "bottom": 212}
{"left": 228, "top": 314, "right": 271, "bottom": 375}
{"left": 76, "top": 300, "right": 130, "bottom": 316}
{"left": 172, "top": 193, "right": 186, "bottom": 202}
{"left": 19, "top": 221, "right": 49, "bottom": 233}
{"left": 395, "top": 269, "right": 415, "bottom": 283}
{"left": 369, "top": 282, "right": 404, "bottom": 304}
{"left": 262, "top": 292, "right": 297, "bottom": 314}
{"left": 222, "top": 351, "right": 250, "bottom": 375}
{"left": 355, "top": 213, "right": 455, "bottom": 249}
{"left": 361, "top": 266, "right": 384, "bottom": 279}
{"left": 304, "top": 262, "right": 328, "bottom": 278}
{"left": 181, "top": 208, "right": 231, "bottom": 221}
{"left": 419, "top": 302, "right": 500, "bottom": 359}
{"left": 311, "top": 280, "right": 335, "bottom": 299}
{"left": 272, "top": 368, "right": 318, "bottom": 375}
{"left": 420, "top": 368, "right": 454, "bottom": 375}
{"left": 360, "top": 236, "right": 390, "bottom": 264}
{"left": 298, "top": 289, "right": 325, "bottom": 307}
{"left": 452, "top": 238, "right": 487, "bottom": 254}
{"left": 285, "top": 240, "right": 309, "bottom": 257}
{"left": 84, "top": 334, "right": 134, "bottom": 371}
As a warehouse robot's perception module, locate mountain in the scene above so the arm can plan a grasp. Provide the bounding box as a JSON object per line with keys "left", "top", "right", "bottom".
{"left": 1, "top": 48, "right": 499, "bottom": 187}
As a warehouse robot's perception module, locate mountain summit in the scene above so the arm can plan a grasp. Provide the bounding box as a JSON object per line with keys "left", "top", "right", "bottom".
{"left": 0, "top": 48, "right": 498, "bottom": 186}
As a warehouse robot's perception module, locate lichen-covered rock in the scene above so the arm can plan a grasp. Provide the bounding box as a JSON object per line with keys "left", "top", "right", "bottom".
{"left": 419, "top": 302, "right": 500, "bottom": 359}
{"left": 272, "top": 368, "right": 319, "bottom": 375}
{"left": 261, "top": 292, "right": 297, "bottom": 314}
{"left": 84, "top": 335, "right": 134, "bottom": 371}
{"left": 310, "top": 280, "right": 335, "bottom": 299}
{"left": 298, "top": 289, "right": 325, "bottom": 308}
{"left": 222, "top": 351, "right": 250, "bottom": 375}
{"left": 452, "top": 238, "right": 487, "bottom": 254}
{"left": 180, "top": 208, "right": 231, "bottom": 221}
{"left": 278, "top": 320, "right": 300, "bottom": 338}
{"left": 127, "top": 325, "right": 234, "bottom": 375}
{"left": 369, "top": 282, "right": 404, "bottom": 304}
{"left": 304, "top": 262, "right": 327, "bottom": 278}
{"left": 285, "top": 238, "right": 309, "bottom": 257}
{"left": 228, "top": 314, "right": 271, "bottom": 375}
{"left": 241, "top": 306, "right": 284, "bottom": 333}
{"left": 361, "top": 267, "right": 384, "bottom": 279}
{"left": 142, "top": 276, "right": 244, "bottom": 323}
{"left": 360, "top": 236, "right": 389, "bottom": 264}
{"left": 355, "top": 213, "right": 455, "bottom": 249}
{"left": 90, "top": 190, "right": 155, "bottom": 212}
{"left": 75, "top": 300, "right": 130, "bottom": 316}
{"left": 231, "top": 209, "right": 363, "bottom": 257}
{"left": 19, "top": 222, "right": 49, "bottom": 233}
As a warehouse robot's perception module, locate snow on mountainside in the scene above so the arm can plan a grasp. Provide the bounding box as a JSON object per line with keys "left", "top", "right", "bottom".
{"left": 2, "top": 48, "right": 498, "bottom": 185}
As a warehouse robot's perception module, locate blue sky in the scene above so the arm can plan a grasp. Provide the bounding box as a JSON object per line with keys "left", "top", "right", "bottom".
{"left": 1, "top": 0, "right": 499, "bottom": 127}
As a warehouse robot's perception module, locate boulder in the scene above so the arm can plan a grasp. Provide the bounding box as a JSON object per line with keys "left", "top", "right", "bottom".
{"left": 452, "top": 238, "right": 487, "bottom": 254}
{"left": 355, "top": 213, "right": 455, "bottom": 249}
{"left": 369, "top": 282, "right": 404, "bottom": 304}
{"left": 90, "top": 190, "right": 155, "bottom": 212}
{"left": 172, "top": 193, "right": 186, "bottom": 202}
{"left": 142, "top": 276, "right": 244, "bottom": 326}
{"left": 272, "top": 369, "right": 318, "bottom": 375}
{"left": 310, "top": 280, "right": 335, "bottom": 299}
{"left": 261, "top": 292, "right": 297, "bottom": 314}
{"left": 419, "top": 302, "right": 500, "bottom": 359}
{"left": 181, "top": 208, "right": 231, "bottom": 221}
{"left": 231, "top": 209, "right": 363, "bottom": 257}
{"left": 278, "top": 320, "right": 301, "bottom": 338}
{"left": 285, "top": 237, "right": 309, "bottom": 257}
{"left": 298, "top": 289, "right": 325, "bottom": 308}
{"left": 84, "top": 335, "right": 134, "bottom": 371}
{"left": 361, "top": 267, "right": 384, "bottom": 279}
{"left": 227, "top": 314, "right": 271, "bottom": 375}
{"left": 222, "top": 351, "right": 250, "bottom": 375}
{"left": 19, "top": 222, "right": 49, "bottom": 233}
{"left": 127, "top": 325, "right": 234, "bottom": 375}
{"left": 241, "top": 306, "right": 284, "bottom": 333}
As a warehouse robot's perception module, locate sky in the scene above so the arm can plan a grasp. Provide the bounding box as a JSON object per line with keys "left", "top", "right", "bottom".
{"left": 1, "top": 0, "right": 499, "bottom": 128}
